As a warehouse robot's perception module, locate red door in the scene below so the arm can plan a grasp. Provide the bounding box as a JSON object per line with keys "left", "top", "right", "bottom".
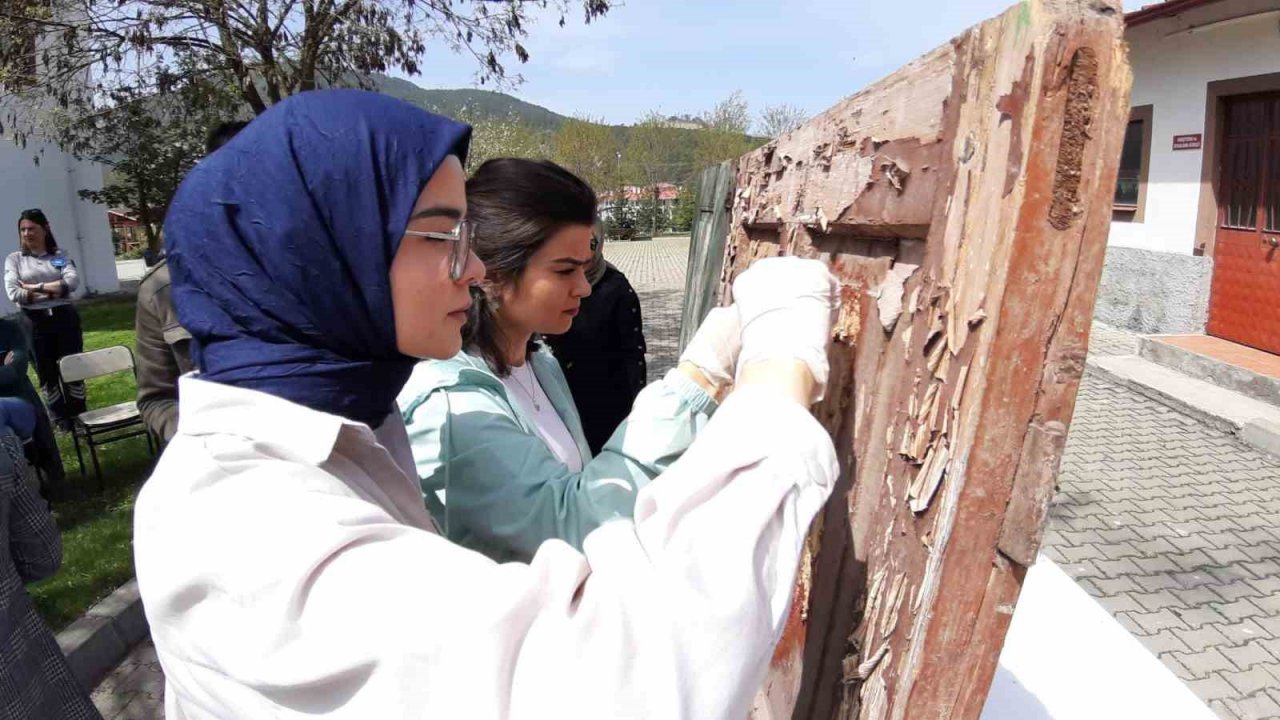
{"left": 1208, "top": 94, "right": 1280, "bottom": 355}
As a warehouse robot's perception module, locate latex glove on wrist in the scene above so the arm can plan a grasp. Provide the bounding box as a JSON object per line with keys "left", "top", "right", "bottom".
{"left": 678, "top": 305, "right": 741, "bottom": 397}
{"left": 732, "top": 256, "right": 838, "bottom": 404}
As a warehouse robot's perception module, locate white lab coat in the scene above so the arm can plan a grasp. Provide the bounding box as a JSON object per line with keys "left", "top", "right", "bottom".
{"left": 134, "top": 376, "right": 837, "bottom": 719}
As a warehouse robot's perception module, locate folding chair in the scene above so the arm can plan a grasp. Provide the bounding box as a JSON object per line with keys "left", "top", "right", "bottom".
{"left": 58, "top": 346, "right": 156, "bottom": 487}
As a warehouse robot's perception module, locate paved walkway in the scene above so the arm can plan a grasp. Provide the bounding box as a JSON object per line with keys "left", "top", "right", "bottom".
{"left": 93, "top": 237, "right": 1280, "bottom": 719}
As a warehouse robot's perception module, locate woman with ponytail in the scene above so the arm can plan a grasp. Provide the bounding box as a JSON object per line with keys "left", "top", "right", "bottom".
{"left": 399, "top": 157, "right": 745, "bottom": 562}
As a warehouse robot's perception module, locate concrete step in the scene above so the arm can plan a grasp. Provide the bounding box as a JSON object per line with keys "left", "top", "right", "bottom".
{"left": 1088, "top": 354, "right": 1280, "bottom": 459}
{"left": 1139, "top": 336, "right": 1280, "bottom": 408}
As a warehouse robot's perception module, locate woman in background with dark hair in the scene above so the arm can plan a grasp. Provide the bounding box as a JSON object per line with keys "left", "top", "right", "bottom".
{"left": 4, "top": 209, "right": 85, "bottom": 431}
{"left": 543, "top": 217, "right": 648, "bottom": 455}
{"left": 399, "top": 158, "right": 743, "bottom": 562}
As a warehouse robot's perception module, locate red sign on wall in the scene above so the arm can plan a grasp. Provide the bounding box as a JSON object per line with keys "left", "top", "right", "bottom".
{"left": 1173, "top": 133, "right": 1202, "bottom": 150}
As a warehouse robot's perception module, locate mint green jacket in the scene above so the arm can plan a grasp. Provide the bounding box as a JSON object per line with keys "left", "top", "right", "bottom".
{"left": 398, "top": 348, "right": 717, "bottom": 562}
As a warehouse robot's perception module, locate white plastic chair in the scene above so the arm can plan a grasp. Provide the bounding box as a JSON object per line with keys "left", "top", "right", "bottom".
{"left": 58, "top": 346, "right": 155, "bottom": 487}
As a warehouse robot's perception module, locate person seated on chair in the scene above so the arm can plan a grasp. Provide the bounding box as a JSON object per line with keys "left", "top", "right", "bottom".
{"left": 0, "top": 317, "right": 67, "bottom": 500}
{"left": 136, "top": 119, "right": 249, "bottom": 442}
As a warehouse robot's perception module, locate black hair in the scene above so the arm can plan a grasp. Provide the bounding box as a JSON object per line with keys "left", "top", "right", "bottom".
{"left": 463, "top": 158, "right": 597, "bottom": 376}
{"left": 17, "top": 208, "right": 56, "bottom": 254}
{"left": 205, "top": 120, "right": 249, "bottom": 154}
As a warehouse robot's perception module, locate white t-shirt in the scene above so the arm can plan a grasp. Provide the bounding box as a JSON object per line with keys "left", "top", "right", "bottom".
{"left": 501, "top": 362, "right": 585, "bottom": 472}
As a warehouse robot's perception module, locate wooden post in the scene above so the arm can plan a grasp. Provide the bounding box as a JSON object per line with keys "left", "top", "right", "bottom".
{"left": 722, "top": 2, "right": 1132, "bottom": 718}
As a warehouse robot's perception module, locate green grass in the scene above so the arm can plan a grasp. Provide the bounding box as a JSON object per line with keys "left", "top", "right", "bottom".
{"left": 25, "top": 294, "right": 159, "bottom": 631}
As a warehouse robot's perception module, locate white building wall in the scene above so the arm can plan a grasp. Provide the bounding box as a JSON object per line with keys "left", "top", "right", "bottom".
{"left": 0, "top": 137, "right": 120, "bottom": 314}
{"left": 1111, "top": 1, "right": 1280, "bottom": 256}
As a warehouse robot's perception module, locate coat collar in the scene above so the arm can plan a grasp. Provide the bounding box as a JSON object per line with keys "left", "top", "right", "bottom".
{"left": 401, "top": 349, "right": 591, "bottom": 461}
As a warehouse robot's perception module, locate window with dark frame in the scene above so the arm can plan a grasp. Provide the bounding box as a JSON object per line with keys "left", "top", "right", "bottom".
{"left": 1114, "top": 119, "right": 1144, "bottom": 209}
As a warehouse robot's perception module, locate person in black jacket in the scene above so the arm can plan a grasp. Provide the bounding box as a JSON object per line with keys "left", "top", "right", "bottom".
{"left": 543, "top": 221, "right": 647, "bottom": 454}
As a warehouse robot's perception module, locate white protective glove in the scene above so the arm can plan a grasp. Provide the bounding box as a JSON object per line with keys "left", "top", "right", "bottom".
{"left": 731, "top": 257, "right": 839, "bottom": 403}
{"left": 678, "top": 305, "right": 742, "bottom": 389}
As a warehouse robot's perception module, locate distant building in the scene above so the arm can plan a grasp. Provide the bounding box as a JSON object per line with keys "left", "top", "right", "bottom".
{"left": 1098, "top": 0, "right": 1280, "bottom": 356}
{"left": 663, "top": 115, "right": 706, "bottom": 131}
{"left": 598, "top": 183, "right": 682, "bottom": 227}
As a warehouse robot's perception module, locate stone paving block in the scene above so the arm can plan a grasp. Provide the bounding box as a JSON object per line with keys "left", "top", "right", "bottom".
{"left": 1220, "top": 619, "right": 1272, "bottom": 645}
{"left": 1167, "top": 534, "right": 1216, "bottom": 554}
{"left": 1133, "top": 589, "right": 1186, "bottom": 612}
{"left": 1235, "top": 528, "right": 1280, "bottom": 545}
{"left": 1210, "top": 566, "right": 1260, "bottom": 586}
{"left": 1179, "top": 624, "right": 1234, "bottom": 653}
{"left": 1160, "top": 653, "right": 1198, "bottom": 681}
{"left": 1247, "top": 575, "right": 1280, "bottom": 597}
{"left": 1239, "top": 543, "right": 1280, "bottom": 563}
{"left": 1097, "top": 593, "right": 1144, "bottom": 615}
{"left": 1177, "top": 648, "right": 1239, "bottom": 679}
{"left": 1214, "top": 582, "right": 1265, "bottom": 603}
{"left": 1093, "top": 557, "right": 1145, "bottom": 578}
{"left": 1142, "top": 629, "right": 1193, "bottom": 656}
{"left": 1053, "top": 535, "right": 1107, "bottom": 560}
{"left": 1130, "top": 608, "right": 1190, "bottom": 635}
{"left": 1131, "top": 537, "right": 1181, "bottom": 557}
{"left": 1209, "top": 699, "right": 1242, "bottom": 720}
{"left": 1188, "top": 673, "right": 1240, "bottom": 702}
{"left": 1063, "top": 514, "right": 1111, "bottom": 532}
{"left": 1229, "top": 691, "right": 1280, "bottom": 720}
{"left": 1201, "top": 516, "right": 1245, "bottom": 532}
{"left": 1253, "top": 593, "right": 1280, "bottom": 616}
{"left": 1092, "top": 575, "right": 1143, "bottom": 595}
{"left": 1135, "top": 573, "right": 1185, "bottom": 592}
{"left": 1242, "top": 560, "right": 1280, "bottom": 581}
{"left": 1171, "top": 549, "right": 1218, "bottom": 572}
{"left": 1171, "top": 585, "right": 1226, "bottom": 608}
{"left": 1221, "top": 642, "right": 1278, "bottom": 673}
{"left": 1113, "top": 612, "right": 1145, "bottom": 636}
{"left": 116, "top": 690, "right": 164, "bottom": 720}
{"left": 1207, "top": 546, "right": 1255, "bottom": 566}
{"left": 1219, "top": 598, "right": 1268, "bottom": 623}
{"left": 1250, "top": 614, "right": 1280, "bottom": 638}
{"left": 1173, "top": 605, "right": 1231, "bottom": 630}
{"left": 1097, "top": 517, "right": 1142, "bottom": 537}
{"left": 1135, "top": 555, "right": 1183, "bottom": 574}
{"left": 1057, "top": 560, "right": 1102, "bottom": 580}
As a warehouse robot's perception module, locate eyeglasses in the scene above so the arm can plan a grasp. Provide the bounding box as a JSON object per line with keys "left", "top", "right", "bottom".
{"left": 403, "top": 219, "right": 471, "bottom": 280}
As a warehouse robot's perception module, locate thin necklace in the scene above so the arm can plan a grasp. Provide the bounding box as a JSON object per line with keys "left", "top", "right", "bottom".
{"left": 512, "top": 364, "right": 542, "bottom": 411}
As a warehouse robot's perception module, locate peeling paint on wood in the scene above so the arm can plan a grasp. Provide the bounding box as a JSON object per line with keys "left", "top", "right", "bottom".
{"left": 706, "top": 1, "right": 1131, "bottom": 718}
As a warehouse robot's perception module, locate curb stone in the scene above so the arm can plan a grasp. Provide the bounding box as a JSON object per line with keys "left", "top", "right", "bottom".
{"left": 1086, "top": 358, "right": 1280, "bottom": 460}
{"left": 56, "top": 578, "right": 148, "bottom": 689}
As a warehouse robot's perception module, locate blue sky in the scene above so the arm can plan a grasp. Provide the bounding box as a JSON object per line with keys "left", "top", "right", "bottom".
{"left": 396, "top": 0, "right": 1027, "bottom": 128}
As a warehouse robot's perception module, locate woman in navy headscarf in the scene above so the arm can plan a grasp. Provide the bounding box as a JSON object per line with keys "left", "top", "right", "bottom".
{"left": 133, "top": 88, "right": 839, "bottom": 718}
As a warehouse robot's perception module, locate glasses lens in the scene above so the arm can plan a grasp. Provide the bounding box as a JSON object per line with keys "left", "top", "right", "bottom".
{"left": 450, "top": 220, "right": 470, "bottom": 280}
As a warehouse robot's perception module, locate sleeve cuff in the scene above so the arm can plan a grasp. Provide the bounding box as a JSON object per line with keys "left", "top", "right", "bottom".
{"left": 661, "top": 368, "right": 718, "bottom": 415}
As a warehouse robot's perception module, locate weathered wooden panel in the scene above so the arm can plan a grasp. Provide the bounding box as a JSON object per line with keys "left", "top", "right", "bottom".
{"left": 727, "top": 2, "right": 1132, "bottom": 718}
{"left": 679, "top": 160, "right": 736, "bottom": 352}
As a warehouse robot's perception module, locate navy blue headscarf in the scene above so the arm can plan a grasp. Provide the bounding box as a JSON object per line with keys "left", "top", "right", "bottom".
{"left": 165, "top": 89, "right": 471, "bottom": 428}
